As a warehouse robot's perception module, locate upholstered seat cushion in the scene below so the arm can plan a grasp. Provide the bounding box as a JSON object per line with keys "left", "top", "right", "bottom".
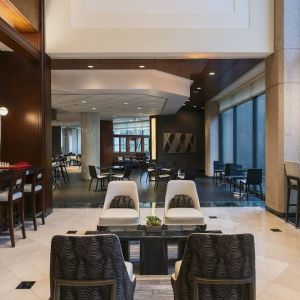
{"left": 124, "top": 261, "right": 135, "bottom": 282}
{"left": 164, "top": 208, "right": 204, "bottom": 225}
{"left": 158, "top": 174, "right": 170, "bottom": 178}
{"left": 177, "top": 174, "right": 185, "bottom": 180}
{"left": 172, "top": 260, "right": 182, "bottom": 280}
{"left": 24, "top": 184, "right": 42, "bottom": 193}
{"left": 99, "top": 208, "right": 139, "bottom": 226}
{"left": 147, "top": 168, "right": 155, "bottom": 172}
{"left": 0, "top": 191, "right": 23, "bottom": 202}
{"left": 113, "top": 174, "right": 124, "bottom": 179}
{"left": 97, "top": 175, "right": 108, "bottom": 179}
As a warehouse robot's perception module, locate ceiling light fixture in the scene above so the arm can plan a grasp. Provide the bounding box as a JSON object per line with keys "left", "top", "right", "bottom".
{"left": 92, "top": 107, "right": 96, "bottom": 110}
{"left": 139, "top": 65, "right": 145, "bottom": 69}
{"left": 124, "top": 102, "right": 128, "bottom": 105}
{"left": 209, "top": 72, "right": 215, "bottom": 76}
{"left": 81, "top": 100, "right": 86, "bottom": 103}
{"left": 88, "top": 65, "right": 94, "bottom": 69}
{"left": 137, "top": 107, "right": 142, "bottom": 110}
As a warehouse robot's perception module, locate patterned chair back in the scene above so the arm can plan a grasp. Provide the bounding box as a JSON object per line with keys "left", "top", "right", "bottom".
{"left": 173, "top": 233, "right": 255, "bottom": 300}
{"left": 50, "top": 234, "right": 135, "bottom": 300}
{"left": 8, "top": 171, "right": 25, "bottom": 202}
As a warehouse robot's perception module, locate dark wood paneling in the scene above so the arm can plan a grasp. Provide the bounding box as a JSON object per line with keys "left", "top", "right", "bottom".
{"left": 51, "top": 58, "right": 262, "bottom": 108}
{"left": 100, "top": 120, "right": 113, "bottom": 167}
{"left": 0, "top": 17, "right": 40, "bottom": 59}
{"left": 156, "top": 110, "right": 205, "bottom": 170}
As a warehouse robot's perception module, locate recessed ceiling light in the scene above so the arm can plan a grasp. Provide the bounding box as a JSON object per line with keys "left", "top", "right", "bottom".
{"left": 137, "top": 107, "right": 142, "bottom": 110}
{"left": 92, "top": 107, "right": 96, "bottom": 110}
{"left": 88, "top": 65, "right": 94, "bottom": 69}
{"left": 82, "top": 100, "right": 86, "bottom": 103}
{"left": 196, "top": 87, "right": 202, "bottom": 90}
{"left": 139, "top": 65, "right": 145, "bottom": 69}
{"left": 124, "top": 102, "right": 128, "bottom": 105}
{"left": 209, "top": 72, "right": 215, "bottom": 76}
{"left": 138, "top": 112, "right": 143, "bottom": 115}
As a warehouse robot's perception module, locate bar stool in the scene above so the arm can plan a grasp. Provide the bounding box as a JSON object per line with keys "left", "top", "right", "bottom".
{"left": 24, "top": 168, "right": 45, "bottom": 230}
{"left": 0, "top": 171, "right": 26, "bottom": 247}
{"left": 285, "top": 161, "right": 300, "bottom": 228}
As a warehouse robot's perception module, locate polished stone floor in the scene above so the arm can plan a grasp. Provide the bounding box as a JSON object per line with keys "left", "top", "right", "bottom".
{"left": 0, "top": 207, "right": 300, "bottom": 299}
{"left": 53, "top": 167, "right": 265, "bottom": 208}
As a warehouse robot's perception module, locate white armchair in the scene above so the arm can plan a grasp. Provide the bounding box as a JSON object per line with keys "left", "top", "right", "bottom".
{"left": 164, "top": 180, "right": 204, "bottom": 225}
{"left": 99, "top": 181, "right": 140, "bottom": 226}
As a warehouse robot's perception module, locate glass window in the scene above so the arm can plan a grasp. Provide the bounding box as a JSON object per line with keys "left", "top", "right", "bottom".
{"left": 144, "top": 137, "right": 149, "bottom": 153}
{"left": 221, "top": 109, "right": 234, "bottom": 163}
{"left": 129, "top": 139, "right": 135, "bottom": 152}
{"left": 136, "top": 138, "right": 142, "bottom": 152}
{"left": 236, "top": 100, "right": 253, "bottom": 169}
{"left": 120, "top": 137, "right": 126, "bottom": 152}
{"left": 114, "top": 137, "right": 120, "bottom": 152}
{"left": 256, "top": 94, "right": 266, "bottom": 174}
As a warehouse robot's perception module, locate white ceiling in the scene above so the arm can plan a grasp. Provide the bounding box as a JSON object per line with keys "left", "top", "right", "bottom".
{"left": 51, "top": 69, "right": 192, "bottom": 123}
{"left": 52, "top": 93, "right": 165, "bottom": 120}
{"left": 45, "top": 0, "right": 274, "bottom": 58}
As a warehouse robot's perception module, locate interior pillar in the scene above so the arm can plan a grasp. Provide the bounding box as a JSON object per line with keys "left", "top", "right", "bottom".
{"left": 81, "top": 112, "right": 101, "bottom": 180}
{"left": 265, "top": 0, "right": 300, "bottom": 214}
{"left": 205, "top": 102, "right": 219, "bottom": 176}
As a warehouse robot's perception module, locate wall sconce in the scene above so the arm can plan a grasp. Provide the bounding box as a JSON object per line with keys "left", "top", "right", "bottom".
{"left": 0, "top": 107, "right": 8, "bottom": 116}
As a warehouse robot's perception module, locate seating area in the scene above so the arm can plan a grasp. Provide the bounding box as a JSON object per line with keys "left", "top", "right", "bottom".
{"left": 1, "top": 1, "right": 300, "bottom": 299}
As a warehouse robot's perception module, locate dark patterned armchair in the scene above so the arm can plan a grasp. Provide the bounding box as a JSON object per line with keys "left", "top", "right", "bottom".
{"left": 50, "top": 234, "right": 136, "bottom": 300}
{"left": 171, "top": 233, "right": 255, "bottom": 300}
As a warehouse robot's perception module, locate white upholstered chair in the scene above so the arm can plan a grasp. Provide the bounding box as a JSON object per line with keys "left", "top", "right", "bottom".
{"left": 164, "top": 180, "right": 204, "bottom": 225}
{"left": 99, "top": 181, "right": 140, "bottom": 226}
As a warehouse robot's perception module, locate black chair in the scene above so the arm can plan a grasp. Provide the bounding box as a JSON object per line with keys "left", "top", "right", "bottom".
{"left": 285, "top": 161, "right": 300, "bottom": 227}
{"left": 50, "top": 234, "right": 136, "bottom": 300}
{"left": 0, "top": 171, "right": 26, "bottom": 247}
{"left": 177, "top": 165, "right": 197, "bottom": 180}
{"left": 213, "top": 161, "right": 224, "bottom": 183}
{"left": 24, "top": 168, "right": 45, "bottom": 230}
{"left": 139, "top": 161, "right": 155, "bottom": 182}
{"left": 112, "top": 165, "right": 132, "bottom": 181}
{"left": 154, "top": 167, "right": 173, "bottom": 190}
{"left": 88, "top": 165, "right": 109, "bottom": 191}
{"left": 239, "top": 169, "right": 263, "bottom": 200}
{"left": 223, "top": 163, "right": 244, "bottom": 191}
{"left": 171, "top": 233, "right": 256, "bottom": 300}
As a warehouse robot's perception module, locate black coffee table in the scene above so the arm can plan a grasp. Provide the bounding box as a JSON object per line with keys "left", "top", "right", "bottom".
{"left": 85, "top": 225, "right": 222, "bottom": 275}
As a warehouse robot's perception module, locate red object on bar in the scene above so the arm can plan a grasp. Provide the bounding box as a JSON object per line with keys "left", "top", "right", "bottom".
{"left": 0, "top": 161, "right": 32, "bottom": 170}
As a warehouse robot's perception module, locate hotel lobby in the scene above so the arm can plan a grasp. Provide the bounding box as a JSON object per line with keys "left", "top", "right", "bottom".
{"left": 1, "top": 1, "right": 300, "bottom": 299}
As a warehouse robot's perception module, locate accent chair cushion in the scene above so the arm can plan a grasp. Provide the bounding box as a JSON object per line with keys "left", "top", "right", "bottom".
{"left": 99, "top": 208, "right": 139, "bottom": 226}
{"left": 0, "top": 191, "right": 23, "bottom": 202}
{"left": 169, "top": 194, "right": 194, "bottom": 208}
{"left": 110, "top": 195, "right": 135, "bottom": 209}
{"left": 165, "top": 208, "right": 204, "bottom": 225}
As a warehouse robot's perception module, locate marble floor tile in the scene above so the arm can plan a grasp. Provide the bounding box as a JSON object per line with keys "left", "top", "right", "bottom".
{"left": 0, "top": 207, "right": 300, "bottom": 299}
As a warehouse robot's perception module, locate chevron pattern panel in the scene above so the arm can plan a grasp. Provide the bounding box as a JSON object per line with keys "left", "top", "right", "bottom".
{"left": 163, "top": 132, "right": 196, "bottom": 153}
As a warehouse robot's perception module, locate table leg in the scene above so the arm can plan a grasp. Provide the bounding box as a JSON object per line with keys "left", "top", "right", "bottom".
{"left": 140, "top": 239, "right": 168, "bottom": 275}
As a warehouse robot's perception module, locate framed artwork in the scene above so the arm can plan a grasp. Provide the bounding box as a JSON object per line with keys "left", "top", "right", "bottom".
{"left": 163, "top": 132, "right": 196, "bottom": 153}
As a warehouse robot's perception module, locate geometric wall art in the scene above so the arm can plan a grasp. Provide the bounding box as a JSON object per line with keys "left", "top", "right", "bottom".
{"left": 163, "top": 133, "right": 197, "bottom": 153}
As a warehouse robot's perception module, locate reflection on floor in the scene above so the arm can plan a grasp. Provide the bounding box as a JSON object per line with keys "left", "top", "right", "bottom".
{"left": 53, "top": 167, "right": 265, "bottom": 208}
{"left": 0, "top": 207, "right": 300, "bottom": 299}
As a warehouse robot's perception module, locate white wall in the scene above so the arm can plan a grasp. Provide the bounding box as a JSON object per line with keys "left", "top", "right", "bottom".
{"left": 45, "top": 0, "right": 274, "bottom": 58}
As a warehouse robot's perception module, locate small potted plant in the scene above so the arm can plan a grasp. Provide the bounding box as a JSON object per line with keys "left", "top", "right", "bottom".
{"left": 145, "top": 215, "right": 162, "bottom": 232}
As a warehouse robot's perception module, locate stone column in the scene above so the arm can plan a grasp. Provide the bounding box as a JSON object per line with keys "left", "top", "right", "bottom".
{"left": 265, "top": 0, "right": 300, "bottom": 214}
{"left": 81, "top": 112, "right": 101, "bottom": 180}
{"left": 205, "top": 102, "right": 219, "bottom": 177}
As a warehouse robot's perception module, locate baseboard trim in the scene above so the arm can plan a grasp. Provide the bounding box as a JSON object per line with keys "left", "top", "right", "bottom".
{"left": 265, "top": 205, "right": 285, "bottom": 218}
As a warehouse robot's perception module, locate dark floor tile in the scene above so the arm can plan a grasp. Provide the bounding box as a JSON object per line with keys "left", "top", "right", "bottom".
{"left": 16, "top": 281, "right": 35, "bottom": 289}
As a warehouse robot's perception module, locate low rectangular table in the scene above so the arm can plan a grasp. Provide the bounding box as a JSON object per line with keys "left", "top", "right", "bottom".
{"left": 84, "top": 225, "right": 222, "bottom": 275}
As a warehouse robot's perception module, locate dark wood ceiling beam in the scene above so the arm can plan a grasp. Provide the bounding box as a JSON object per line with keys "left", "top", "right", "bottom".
{"left": 0, "top": 17, "right": 40, "bottom": 60}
